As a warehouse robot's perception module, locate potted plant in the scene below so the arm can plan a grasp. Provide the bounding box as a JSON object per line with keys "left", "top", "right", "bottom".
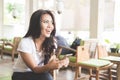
{"left": 104, "top": 39, "right": 120, "bottom": 53}
{"left": 110, "top": 43, "right": 120, "bottom": 53}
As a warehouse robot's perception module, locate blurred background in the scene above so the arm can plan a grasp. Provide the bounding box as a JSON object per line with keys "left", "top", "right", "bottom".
{"left": 0, "top": 0, "right": 120, "bottom": 50}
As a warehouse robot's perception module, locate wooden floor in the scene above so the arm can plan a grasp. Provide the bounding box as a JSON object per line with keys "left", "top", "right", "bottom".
{"left": 0, "top": 55, "right": 90, "bottom": 80}
{"left": 56, "top": 67, "right": 90, "bottom": 80}
{"left": 1, "top": 55, "right": 116, "bottom": 80}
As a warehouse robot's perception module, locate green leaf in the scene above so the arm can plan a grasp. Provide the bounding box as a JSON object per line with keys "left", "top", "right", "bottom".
{"left": 104, "top": 39, "right": 110, "bottom": 44}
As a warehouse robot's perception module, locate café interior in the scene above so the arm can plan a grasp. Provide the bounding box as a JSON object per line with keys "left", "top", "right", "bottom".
{"left": 0, "top": 0, "right": 120, "bottom": 80}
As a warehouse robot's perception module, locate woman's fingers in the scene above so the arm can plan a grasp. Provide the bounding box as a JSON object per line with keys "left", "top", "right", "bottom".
{"left": 64, "top": 58, "right": 69, "bottom": 67}
{"left": 48, "top": 56, "right": 70, "bottom": 70}
{"left": 60, "top": 57, "right": 69, "bottom": 67}
{"left": 48, "top": 59, "right": 61, "bottom": 69}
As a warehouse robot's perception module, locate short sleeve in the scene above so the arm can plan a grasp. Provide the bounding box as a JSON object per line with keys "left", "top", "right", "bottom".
{"left": 17, "top": 37, "right": 35, "bottom": 54}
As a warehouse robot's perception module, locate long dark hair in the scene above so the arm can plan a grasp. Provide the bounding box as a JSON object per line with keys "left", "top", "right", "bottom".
{"left": 24, "top": 9, "right": 56, "bottom": 64}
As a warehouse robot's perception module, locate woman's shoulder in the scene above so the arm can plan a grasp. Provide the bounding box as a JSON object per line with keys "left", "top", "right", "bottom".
{"left": 20, "top": 37, "right": 33, "bottom": 44}
{"left": 21, "top": 37, "right": 32, "bottom": 41}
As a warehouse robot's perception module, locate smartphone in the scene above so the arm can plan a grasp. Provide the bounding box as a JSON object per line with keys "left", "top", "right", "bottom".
{"left": 65, "top": 54, "right": 73, "bottom": 57}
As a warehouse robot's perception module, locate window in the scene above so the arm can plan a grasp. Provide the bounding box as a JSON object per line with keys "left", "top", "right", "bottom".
{"left": 61, "top": 0, "right": 90, "bottom": 31}
{"left": 99, "top": 0, "right": 120, "bottom": 48}
{"left": 3, "top": 0, "right": 25, "bottom": 25}
{"left": 104, "top": 0, "right": 115, "bottom": 31}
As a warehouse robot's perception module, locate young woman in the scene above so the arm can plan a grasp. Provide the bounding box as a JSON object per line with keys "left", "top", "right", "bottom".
{"left": 12, "top": 9, "right": 69, "bottom": 80}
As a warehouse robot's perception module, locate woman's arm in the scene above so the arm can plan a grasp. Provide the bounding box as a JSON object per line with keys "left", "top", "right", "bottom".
{"left": 20, "top": 52, "right": 61, "bottom": 73}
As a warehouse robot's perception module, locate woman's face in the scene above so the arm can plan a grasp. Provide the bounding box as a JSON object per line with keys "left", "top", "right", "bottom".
{"left": 40, "top": 14, "right": 54, "bottom": 38}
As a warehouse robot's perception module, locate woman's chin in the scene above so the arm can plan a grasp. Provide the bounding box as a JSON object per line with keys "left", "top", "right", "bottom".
{"left": 46, "top": 35, "right": 51, "bottom": 38}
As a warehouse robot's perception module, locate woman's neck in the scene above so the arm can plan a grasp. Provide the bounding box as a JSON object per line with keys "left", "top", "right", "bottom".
{"left": 34, "top": 37, "right": 45, "bottom": 52}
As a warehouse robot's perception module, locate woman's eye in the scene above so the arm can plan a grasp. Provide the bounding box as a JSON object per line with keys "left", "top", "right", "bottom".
{"left": 44, "top": 20, "right": 49, "bottom": 23}
{"left": 41, "top": 20, "right": 53, "bottom": 24}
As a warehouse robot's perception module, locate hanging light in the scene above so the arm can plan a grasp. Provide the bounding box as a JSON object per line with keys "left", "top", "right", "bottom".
{"left": 12, "top": 7, "right": 17, "bottom": 19}
{"left": 56, "top": 0, "right": 64, "bottom": 14}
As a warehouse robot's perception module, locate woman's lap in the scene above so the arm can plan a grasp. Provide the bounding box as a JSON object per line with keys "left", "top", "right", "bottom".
{"left": 12, "top": 71, "right": 53, "bottom": 80}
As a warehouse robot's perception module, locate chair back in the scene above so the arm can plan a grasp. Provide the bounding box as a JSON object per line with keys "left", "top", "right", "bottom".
{"left": 76, "top": 46, "right": 90, "bottom": 62}
{"left": 13, "top": 37, "right": 21, "bottom": 52}
{"left": 84, "top": 39, "right": 98, "bottom": 58}
{"left": 97, "top": 45, "right": 108, "bottom": 58}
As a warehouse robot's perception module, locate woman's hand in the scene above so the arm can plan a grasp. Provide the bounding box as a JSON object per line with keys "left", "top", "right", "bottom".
{"left": 47, "top": 59, "right": 62, "bottom": 70}
{"left": 47, "top": 54, "right": 70, "bottom": 70}
{"left": 47, "top": 55, "right": 62, "bottom": 70}
{"left": 59, "top": 57, "right": 69, "bottom": 67}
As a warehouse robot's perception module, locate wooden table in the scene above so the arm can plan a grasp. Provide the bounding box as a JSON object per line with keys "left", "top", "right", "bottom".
{"left": 101, "top": 56, "right": 120, "bottom": 80}
{"left": 108, "top": 52, "right": 120, "bottom": 57}
{"left": 117, "top": 63, "right": 120, "bottom": 80}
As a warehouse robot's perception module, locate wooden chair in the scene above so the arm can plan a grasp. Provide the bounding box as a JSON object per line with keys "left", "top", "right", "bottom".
{"left": 75, "top": 39, "right": 98, "bottom": 79}
{"left": 1, "top": 37, "right": 21, "bottom": 61}
{"left": 57, "top": 45, "right": 77, "bottom": 67}
{"left": 0, "top": 40, "right": 3, "bottom": 55}
{"left": 0, "top": 40, "right": 3, "bottom": 53}
{"left": 75, "top": 46, "right": 113, "bottom": 80}
{"left": 83, "top": 39, "right": 98, "bottom": 58}
{"left": 58, "top": 40, "right": 98, "bottom": 80}
{"left": 48, "top": 45, "right": 76, "bottom": 80}
{"left": 0, "top": 39, "right": 7, "bottom": 58}
{"left": 49, "top": 46, "right": 70, "bottom": 80}
{"left": 59, "top": 45, "right": 113, "bottom": 80}
{"left": 97, "top": 45, "right": 120, "bottom": 80}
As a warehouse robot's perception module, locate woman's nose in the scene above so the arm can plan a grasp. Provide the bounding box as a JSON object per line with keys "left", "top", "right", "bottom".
{"left": 48, "top": 22, "right": 53, "bottom": 27}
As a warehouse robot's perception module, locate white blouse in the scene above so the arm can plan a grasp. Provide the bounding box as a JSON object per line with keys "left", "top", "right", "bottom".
{"left": 13, "top": 37, "right": 45, "bottom": 72}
